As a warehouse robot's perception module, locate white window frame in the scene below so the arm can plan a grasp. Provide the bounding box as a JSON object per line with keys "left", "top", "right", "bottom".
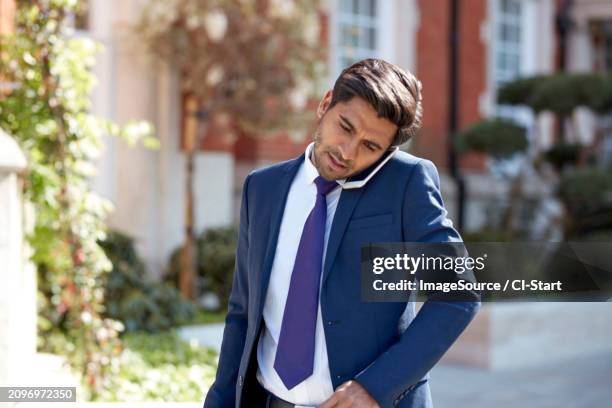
{"left": 493, "top": 0, "right": 526, "bottom": 120}
{"left": 492, "top": 0, "right": 539, "bottom": 143}
{"left": 486, "top": 0, "right": 540, "bottom": 175}
{"left": 328, "top": 0, "right": 396, "bottom": 85}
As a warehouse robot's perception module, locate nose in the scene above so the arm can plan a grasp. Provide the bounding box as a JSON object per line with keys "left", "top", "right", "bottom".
{"left": 338, "top": 138, "right": 359, "bottom": 162}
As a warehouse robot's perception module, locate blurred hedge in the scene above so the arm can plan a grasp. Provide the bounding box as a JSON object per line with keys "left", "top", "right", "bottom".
{"left": 543, "top": 143, "right": 582, "bottom": 170}
{"left": 165, "top": 226, "right": 238, "bottom": 311}
{"left": 498, "top": 73, "right": 612, "bottom": 114}
{"left": 454, "top": 118, "right": 528, "bottom": 159}
{"left": 557, "top": 167, "right": 612, "bottom": 236}
{"left": 98, "top": 331, "right": 218, "bottom": 401}
{"left": 100, "top": 230, "right": 196, "bottom": 332}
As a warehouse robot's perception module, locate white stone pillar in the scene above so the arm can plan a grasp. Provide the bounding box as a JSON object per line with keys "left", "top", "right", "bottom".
{"left": 0, "top": 128, "right": 36, "bottom": 386}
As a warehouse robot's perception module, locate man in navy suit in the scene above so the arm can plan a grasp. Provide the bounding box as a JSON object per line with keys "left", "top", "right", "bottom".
{"left": 203, "top": 58, "right": 480, "bottom": 408}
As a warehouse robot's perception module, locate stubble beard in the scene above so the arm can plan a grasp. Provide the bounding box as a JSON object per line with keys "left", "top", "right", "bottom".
{"left": 312, "top": 129, "right": 334, "bottom": 180}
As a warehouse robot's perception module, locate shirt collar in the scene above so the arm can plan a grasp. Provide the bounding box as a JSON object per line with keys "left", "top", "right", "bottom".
{"left": 303, "top": 142, "right": 397, "bottom": 189}
{"left": 303, "top": 142, "right": 324, "bottom": 185}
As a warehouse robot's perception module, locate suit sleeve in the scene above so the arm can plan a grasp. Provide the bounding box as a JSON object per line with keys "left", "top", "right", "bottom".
{"left": 203, "top": 174, "right": 252, "bottom": 408}
{"left": 353, "top": 159, "right": 481, "bottom": 407}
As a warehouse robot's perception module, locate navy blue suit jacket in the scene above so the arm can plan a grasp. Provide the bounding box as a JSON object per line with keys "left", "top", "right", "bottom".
{"left": 203, "top": 150, "right": 481, "bottom": 408}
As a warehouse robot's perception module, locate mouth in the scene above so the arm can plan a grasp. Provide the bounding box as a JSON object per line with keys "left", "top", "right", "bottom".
{"left": 327, "top": 152, "right": 348, "bottom": 172}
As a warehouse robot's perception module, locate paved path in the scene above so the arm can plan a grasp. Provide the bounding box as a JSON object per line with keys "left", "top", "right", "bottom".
{"left": 430, "top": 352, "right": 612, "bottom": 408}
{"left": 180, "top": 323, "right": 612, "bottom": 408}
{"left": 178, "top": 323, "right": 225, "bottom": 352}
{"left": 7, "top": 325, "right": 609, "bottom": 407}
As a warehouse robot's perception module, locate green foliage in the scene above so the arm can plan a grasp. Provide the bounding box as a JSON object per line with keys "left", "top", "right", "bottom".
{"left": 490, "top": 72, "right": 612, "bottom": 240}
{"left": 188, "top": 308, "right": 227, "bottom": 325}
{"left": 497, "top": 75, "right": 547, "bottom": 106}
{"left": 166, "top": 226, "right": 238, "bottom": 311}
{"left": 95, "top": 331, "right": 218, "bottom": 401}
{"left": 99, "top": 230, "right": 196, "bottom": 332}
{"left": 462, "top": 227, "right": 510, "bottom": 242}
{"left": 454, "top": 119, "right": 528, "bottom": 159}
{"left": 136, "top": 0, "right": 327, "bottom": 134}
{"left": 543, "top": 143, "right": 582, "bottom": 170}
{"left": 595, "top": 74, "right": 612, "bottom": 114}
{"left": 499, "top": 73, "right": 607, "bottom": 114}
{"left": 558, "top": 167, "right": 612, "bottom": 218}
{"left": 0, "top": 0, "right": 157, "bottom": 399}
{"left": 528, "top": 73, "right": 604, "bottom": 114}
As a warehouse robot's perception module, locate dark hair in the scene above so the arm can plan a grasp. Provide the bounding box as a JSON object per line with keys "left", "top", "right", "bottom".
{"left": 329, "top": 58, "right": 423, "bottom": 146}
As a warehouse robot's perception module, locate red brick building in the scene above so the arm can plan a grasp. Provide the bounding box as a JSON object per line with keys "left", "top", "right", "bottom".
{"left": 6, "top": 0, "right": 612, "bottom": 274}
{"left": 221, "top": 0, "right": 561, "bottom": 231}
{"left": 2, "top": 0, "right": 564, "bottom": 232}
{"left": 227, "top": 0, "right": 492, "bottom": 174}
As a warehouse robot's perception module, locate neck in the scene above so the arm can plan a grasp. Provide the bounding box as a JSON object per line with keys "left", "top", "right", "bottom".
{"left": 309, "top": 145, "right": 318, "bottom": 169}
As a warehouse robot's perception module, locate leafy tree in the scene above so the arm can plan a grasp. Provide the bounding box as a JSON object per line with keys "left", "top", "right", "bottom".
{"left": 454, "top": 119, "right": 529, "bottom": 240}
{"left": 0, "top": 0, "right": 157, "bottom": 398}
{"left": 136, "top": 0, "right": 327, "bottom": 299}
{"left": 454, "top": 119, "right": 528, "bottom": 160}
{"left": 497, "top": 74, "right": 548, "bottom": 106}
{"left": 458, "top": 72, "right": 612, "bottom": 240}
{"left": 498, "top": 73, "right": 610, "bottom": 143}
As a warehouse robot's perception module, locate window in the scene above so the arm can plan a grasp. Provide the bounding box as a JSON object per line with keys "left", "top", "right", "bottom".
{"left": 489, "top": 0, "right": 533, "bottom": 176}
{"left": 335, "top": 0, "right": 379, "bottom": 73}
{"left": 494, "top": 0, "right": 523, "bottom": 119}
{"left": 589, "top": 20, "right": 612, "bottom": 72}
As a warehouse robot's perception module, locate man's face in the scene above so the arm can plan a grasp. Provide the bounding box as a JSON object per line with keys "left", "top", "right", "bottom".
{"left": 312, "top": 90, "right": 398, "bottom": 181}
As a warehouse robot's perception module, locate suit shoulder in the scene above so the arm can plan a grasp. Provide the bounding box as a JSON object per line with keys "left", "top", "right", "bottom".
{"left": 246, "top": 155, "right": 302, "bottom": 183}
{"left": 386, "top": 150, "right": 428, "bottom": 173}
{"left": 382, "top": 151, "right": 442, "bottom": 186}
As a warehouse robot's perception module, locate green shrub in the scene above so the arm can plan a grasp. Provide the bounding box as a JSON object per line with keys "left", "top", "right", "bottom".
{"left": 543, "top": 143, "right": 582, "bottom": 170}
{"left": 557, "top": 167, "right": 612, "bottom": 218}
{"left": 165, "top": 226, "right": 238, "bottom": 311}
{"left": 528, "top": 73, "right": 605, "bottom": 114}
{"left": 98, "top": 331, "right": 218, "bottom": 401}
{"left": 454, "top": 119, "right": 528, "bottom": 159}
{"left": 497, "top": 75, "right": 547, "bottom": 106}
{"left": 558, "top": 167, "right": 612, "bottom": 237}
{"left": 594, "top": 74, "right": 612, "bottom": 114}
{"left": 462, "top": 227, "right": 510, "bottom": 242}
{"left": 100, "top": 230, "right": 196, "bottom": 332}
{"left": 498, "top": 73, "right": 608, "bottom": 114}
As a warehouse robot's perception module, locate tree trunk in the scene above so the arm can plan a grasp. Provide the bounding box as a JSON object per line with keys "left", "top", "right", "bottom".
{"left": 180, "top": 148, "right": 196, "bottom": 300}
{"left": 179, "top": 96, "right": 203, "bottom": 300}
{"left": 501, "top": 166, "right": 526, "bottom": 241}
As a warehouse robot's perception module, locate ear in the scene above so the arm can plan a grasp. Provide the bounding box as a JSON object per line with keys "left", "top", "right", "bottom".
{"left": 316, "top": 89, "right": 333, "bottom": 120}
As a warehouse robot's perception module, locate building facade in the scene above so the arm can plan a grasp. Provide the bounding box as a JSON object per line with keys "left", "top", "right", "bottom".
{"left": 3, "top": 0, "right": 612, "bottom": 372}
{"left": 3, "top": 0, "right": 598, "bottom": 278}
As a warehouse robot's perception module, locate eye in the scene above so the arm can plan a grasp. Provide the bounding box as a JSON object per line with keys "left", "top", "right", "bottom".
{"left": 363, "top": 142, "right": 376, "bottom": 152}
{"left": 340, "top": 123, "right": 350, "bottom": 132}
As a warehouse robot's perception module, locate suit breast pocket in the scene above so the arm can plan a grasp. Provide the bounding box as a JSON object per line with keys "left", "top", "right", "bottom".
{"left": 347, "top": 213, "right": 393, "bottom": 230}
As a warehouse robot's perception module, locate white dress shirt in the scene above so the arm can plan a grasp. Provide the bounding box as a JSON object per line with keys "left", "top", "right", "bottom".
{"left": 256, "top": 142, "right": 342, "bottom": 406}
{"left": 255, "top": 142, "right": 404, "bottom": 406}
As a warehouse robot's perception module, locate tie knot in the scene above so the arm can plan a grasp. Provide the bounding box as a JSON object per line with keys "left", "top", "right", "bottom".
{"left": 314, "top": 176, "right": 338, "bottom": 196}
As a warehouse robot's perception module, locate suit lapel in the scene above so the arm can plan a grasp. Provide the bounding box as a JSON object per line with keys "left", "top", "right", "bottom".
{"left": 256, "top": 151, "right": 371, "bottom": 309}
{"left": 321, "top": 153, "right": 395, "bottom": 287}
{"left": 321, "top": 187, "right": 365, "bottom": 288}
{"left": 256, "top": 154, "right": 304, "bottom": 317}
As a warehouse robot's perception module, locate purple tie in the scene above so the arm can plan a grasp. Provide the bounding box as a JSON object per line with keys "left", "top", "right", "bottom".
{"left": 274, "top": 176, "right": 338, "bottom": 390}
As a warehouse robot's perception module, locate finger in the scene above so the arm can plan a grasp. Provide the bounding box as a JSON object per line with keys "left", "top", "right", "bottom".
{"left": 334, "top": 399, "right": 354, "bottom": 408}
{"left": 317, "top": 393, "right": 338, "bottom": 408}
